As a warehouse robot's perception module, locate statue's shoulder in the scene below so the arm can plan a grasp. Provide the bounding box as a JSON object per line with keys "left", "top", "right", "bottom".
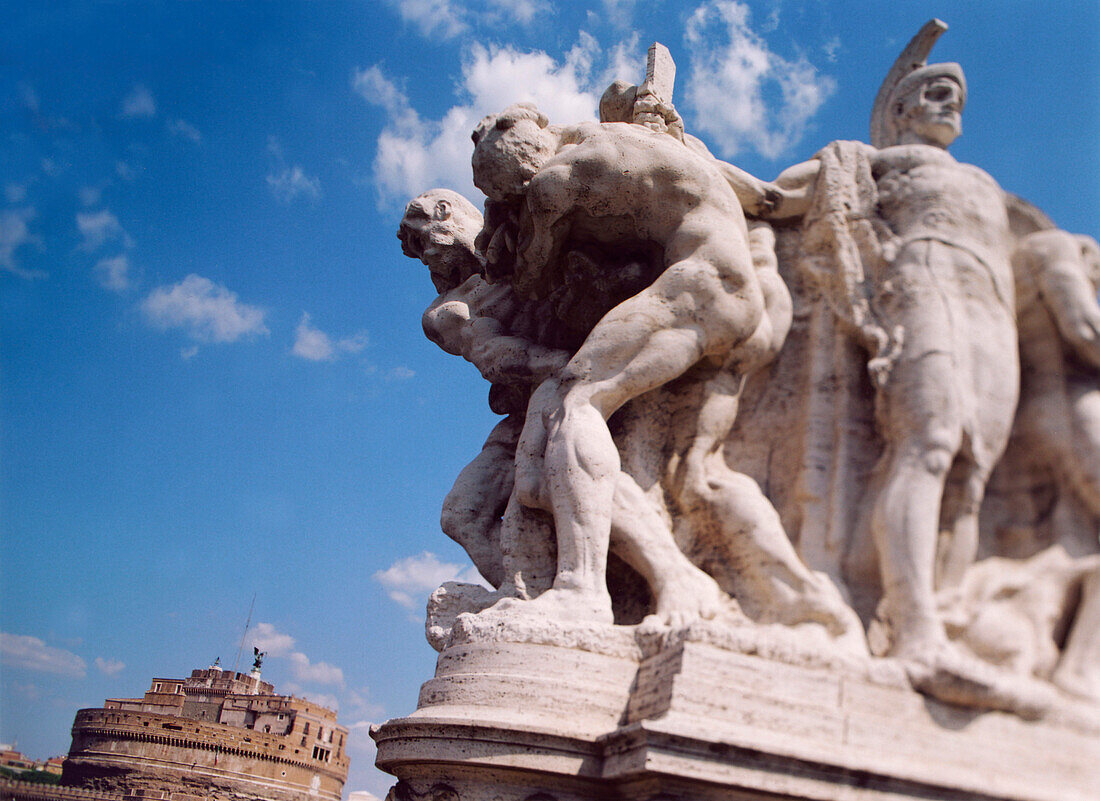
{"left": 871, "top": 143, "right": 956, "bottom": 173}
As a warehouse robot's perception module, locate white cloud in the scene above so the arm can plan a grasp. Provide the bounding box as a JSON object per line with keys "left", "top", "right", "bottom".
{"left": 373, "top": 551, "right": 483, "bottom": 609}
{"left": 358, "top": 39, "right": 600, "bottom": 203}
{"left": 487, "top": 0, "right": 547, "bottom": 25}
{"left": 142, "top": 274, "right": 269, "bottom": 344}
{"left": 0, "top": 208, "right": 44, "bottom": 279}
{"left": 5, "top": 183, "right": 27, "bottom": 203}
{"left": 291, "top": 313, "right": 368, "bottom": 362}
{"left": 289, "top": 652, "right": 345, "bottom": 687}
{"left": 388, "top": 0, "right": 467, "bottom": 40}
{"left": 122, "top": 85, "right": 156, "bottom": 118}
{"left": 387, "top": 0, "right": 547, "bottom": 41}
{"left": 347, "top": 720, "right": 381, "bottom": 756}
{"left": 292, "top": 313, "right": 335, "bottom": 361}
{"left": 267, "top": 166, "right": 321, "bottom": 203}
{"left": 94, "top": 657, "right": 125, "bottom": 676}
{"left": 1, "top": 632, "right": 86, "bottom": 678}
{"left": 601, "top": 0, "right": 639, "bottom": 28}
{"left": 345, "top": 687, "right": 386, "bottom": 719}
{"left": 601, "top": 32, "right": 643, "bottom": 88}
{"left": 352, "top": 67, "right": 419, "bottom": 130}
{"left": 76, "top": 209, "right": 132, "bottom": 252}
{"left": 348, "top": 793, "right": 383, "bottom": 801}
{"left": 116, "top": 161, "right": 135, "bottom": 181}
{"left": 249, "top": 622, "right": 296, "bottom": 657}
{"left": 683, "top": 0, "right": 834, "bottom": 159}
{"left": 95, "top": 254, "right": 131, "bottom": 292}
{"left": 167, "top": 118, "right": 202, "bottom": 144}
{"left": 464, "top": 39, "right": 599, "bottom": 123}
{"left": 78, "top": 186, "right": 102, "bottom": 207}
{"left": 10, "top": 681, "right": 41, "bottom": 702}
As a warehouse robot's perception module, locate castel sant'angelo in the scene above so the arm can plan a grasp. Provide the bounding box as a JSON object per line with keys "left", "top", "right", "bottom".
{"left": 3, "top": 654, "right": 349, "bottom": 801}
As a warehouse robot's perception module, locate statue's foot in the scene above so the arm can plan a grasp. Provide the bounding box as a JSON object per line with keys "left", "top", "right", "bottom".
{"left": 766, "top": 574, "right": 868, "bottom": 655}
{"left": 486, "top": 585, "right": 614, "bottom": 626}
{"left": 651, "top": 568, "right": 738, "bottom": 629}
{"left": 899, "top": 639, "right": 1055, "bottom": 719}
{"left": 806, "top": 576, "right": 869, "bottom": 654}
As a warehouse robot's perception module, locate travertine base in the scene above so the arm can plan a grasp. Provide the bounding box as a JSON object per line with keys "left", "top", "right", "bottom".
{"left": 374, "top": 617, "right": 1100, "bottom": 801}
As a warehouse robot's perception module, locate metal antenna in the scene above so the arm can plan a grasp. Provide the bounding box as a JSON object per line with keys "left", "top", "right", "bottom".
{"left": 231, "top": 593, "right": 256, "bottom": 675}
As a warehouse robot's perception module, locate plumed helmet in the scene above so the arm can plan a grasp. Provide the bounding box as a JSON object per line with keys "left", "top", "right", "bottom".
{"left": 870, "top": 19, "right": 967, "bottom": 148}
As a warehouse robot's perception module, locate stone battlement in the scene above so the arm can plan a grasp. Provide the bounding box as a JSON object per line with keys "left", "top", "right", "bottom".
{"left": 69, "top": 709, "right": 347, "bottom": 777}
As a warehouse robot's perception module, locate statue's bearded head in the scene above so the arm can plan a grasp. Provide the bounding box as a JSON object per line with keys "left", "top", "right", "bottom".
{"left": 471, "top": 104, "right": 555, "bottom": 202}
{"left": 399, "top": 189, "right": 484, "bottom": 292}
{"left": 890, "top": 65, "right": 966, "bottom": 148}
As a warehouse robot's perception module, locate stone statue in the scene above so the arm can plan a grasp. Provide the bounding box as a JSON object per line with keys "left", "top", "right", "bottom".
{"left": 1009, "top": 229, "right": 1100, "bottom": 555}
{"left": 468, "top": 99, "right": 861, "bottom": 640}
{"left": 393, "top": 23, "right": 1098, "bottom": 716}
{"left": 399, "top": 188, "right": 566, "bottom": 591}
{"left": 401, "top": 188, "right": 740, "bottom": 633}
{"left": 377, "top": 24, "right": 1100, "bottom": 801}
{"left": 737, "top": 20, "right": 1028, "bottom": 709}
{"left": 939, "top": 229, "right": 1100, "bottom": 702}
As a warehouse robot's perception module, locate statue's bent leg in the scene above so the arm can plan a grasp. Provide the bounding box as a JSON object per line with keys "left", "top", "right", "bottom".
{"left": 441, "top": 415, "right": 522, "bottom": 588}
{"left": 610, "top": 473, "right": 732, "bottom": 627}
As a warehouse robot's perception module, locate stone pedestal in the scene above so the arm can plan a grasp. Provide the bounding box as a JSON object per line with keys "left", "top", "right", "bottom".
{"left": 374, "top": 617, "right": 1100, "bottom": 801}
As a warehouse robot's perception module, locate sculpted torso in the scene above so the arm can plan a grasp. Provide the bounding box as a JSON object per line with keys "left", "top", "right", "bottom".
{"left": 524, "top": 121, "right": 748, "bottom": 250}
{"left": 872, "top": 144, "right": 1012, "bottom": 291}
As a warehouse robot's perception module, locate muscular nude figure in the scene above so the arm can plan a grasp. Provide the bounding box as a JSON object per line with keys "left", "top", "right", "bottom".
{"left": 471, "top": 104, "right": 776, "bottom": 623}
{"left": 400, "top": 187, "right": 732, "bottom": 624}
{"left": 1006, "top": 230, "right": 1100, "bottom": 700}
{"left": 400, "top": 189, "right": 566, "bottom": 588}
{"left": 1011, "top": 230, "right": 1100, "bottom": 546}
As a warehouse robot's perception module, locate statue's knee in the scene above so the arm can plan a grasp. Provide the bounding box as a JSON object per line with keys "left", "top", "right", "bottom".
{"left": 899, "top": 425, "right": 959, "bottom": 478}
{"left": 513, "top": 471, "right": 543, "bottom": 510}
{"left": 920, "top": 446, "right": 954, "bottom": 478}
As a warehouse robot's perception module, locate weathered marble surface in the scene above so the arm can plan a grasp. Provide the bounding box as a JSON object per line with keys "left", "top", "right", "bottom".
{"left": 375, "top": 618, "right": 1100, "bottom": 801}
{"left": 380, "top": 22, "right": 1100, "bottom": 801}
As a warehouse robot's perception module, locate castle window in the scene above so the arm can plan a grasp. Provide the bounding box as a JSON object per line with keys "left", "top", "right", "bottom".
{"left": 154, "top": 683, "right": 161, "bottom": 693}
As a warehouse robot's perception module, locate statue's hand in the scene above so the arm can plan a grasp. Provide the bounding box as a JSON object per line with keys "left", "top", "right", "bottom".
{"left": 632, "top": 93, "right": 685, "bottom": 142}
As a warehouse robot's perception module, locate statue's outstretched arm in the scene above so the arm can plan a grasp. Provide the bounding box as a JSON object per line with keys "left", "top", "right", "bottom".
{"left": 705, "top": 148, "right": 819, "bottom": 220}
{"left": 466, "top": 317, "right": 570, "bottom": 385}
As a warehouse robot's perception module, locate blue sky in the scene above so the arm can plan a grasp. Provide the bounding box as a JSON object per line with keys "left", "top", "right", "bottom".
{"left": 2, "top": 1, "right": 1097, "bottom": 797}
